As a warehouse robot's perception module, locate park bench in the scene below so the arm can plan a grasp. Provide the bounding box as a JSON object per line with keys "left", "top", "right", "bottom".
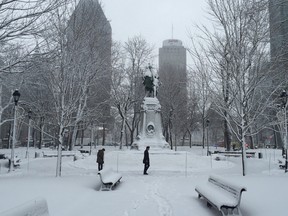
{"left": 7, "top": 156, "right": 21, "bottom": 167}
{"left": 42, "top": 151, "right": 76, "bottom": 157}
{"left": 214, "top": 151, "right": 256, "bottom": 158}
{"left": 98, "top": 168, "right": 122, "bottom": 191}
{"left": 0, "top": 153, "right": 6, "bottom": 159}
{"left": 195, "top": 175, "right": 246, "bottom": 216}
{"left": 0, "top": 197, "right": 49, "bottom": 216}
{"left": 78, "top": 149, "right": 90, "bottom": 154}
{"left": 278, "top": 158, "right": 287, "bottom": 169}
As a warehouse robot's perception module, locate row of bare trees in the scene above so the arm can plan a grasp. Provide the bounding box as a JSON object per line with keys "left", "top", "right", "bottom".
{"left": 1, "top": 0, "right": 287, "bottom": 177}
{"left": 0, "top": 0, "right": 116, "bottom": 176}
{"left": 110, "top": 36, "right": 154, "bottom": 149}
{"left": 189, "top": 0, "right": 288, "bottom": 176}
{"left": 0, "top": 0, "right": 70, "bottom": 148}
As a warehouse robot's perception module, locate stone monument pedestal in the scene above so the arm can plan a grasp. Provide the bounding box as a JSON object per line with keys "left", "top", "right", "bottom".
{"left": 132, "top": 97, "right": 169, "bottom": 150}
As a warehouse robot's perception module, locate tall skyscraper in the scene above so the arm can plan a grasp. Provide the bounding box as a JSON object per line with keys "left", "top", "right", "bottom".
{"left": 269, "top": 0, "right": 288, "bottom": 150}
{"left": 67, "top": 0, "right": 112, "bottom": 147}
{"left": 158, "top": 39, "right": 187, "bottom": 138}
{"left": 269, "top": 0, "right": 288, "bottom": 82}
{"left": 159, "top": 39, "right": 186, "bottom": 71}
{"left": 67, "top": 0, "right": 112, "bottom": 122}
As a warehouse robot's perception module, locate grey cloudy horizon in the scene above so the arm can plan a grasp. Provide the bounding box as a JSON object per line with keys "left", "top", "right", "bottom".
{"left": 102, "top": 0, "right": 209, "bottom": 56}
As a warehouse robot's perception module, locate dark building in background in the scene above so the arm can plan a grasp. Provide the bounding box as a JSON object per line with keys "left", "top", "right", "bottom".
{"left": 158, "top": 39, "right": 188, "bottom": 139}
{"left": 269, "top": 0, "right": 288, "bottom": 149}
{"left": 159, "top": 39, "right": 187, "bottom": 70}
{"left": 67, "top": 0, "right": 112, "bottom": 144}
{"left": 269, "top": 0, "right": 288, "bottom": 83}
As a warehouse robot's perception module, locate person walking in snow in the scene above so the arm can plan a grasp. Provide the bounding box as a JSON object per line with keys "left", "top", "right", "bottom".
{"left": 97, "top": 148, "right": 105, "bottom": 171}
{"left": 143, "top": 146, "right": 150, "bottom": 175}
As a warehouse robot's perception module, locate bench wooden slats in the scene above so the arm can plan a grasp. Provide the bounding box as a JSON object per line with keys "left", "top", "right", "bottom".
{"left": 196, "top": 184, "right": 238, "bottom": 208}
{"left": 98, "top": 168, "right": 122, "bottom": 191}
{"left": 195, "top": 175, "right": 246, "bottom": 216}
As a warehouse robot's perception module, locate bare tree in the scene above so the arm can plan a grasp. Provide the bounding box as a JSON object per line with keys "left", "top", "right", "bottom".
{"left": 33, "top": 2, "right": 89, "bottom": 176}
{"left": 111, "top": 36, "right": 154, "bottom": 149}
{"left": 65, "top": 0, "right": 112, "bottom": 150}
{"left": 110, "top": 41, "right": 133, "bottom": 149}
{"left": 185, "top": 69, "right": 201, "bottom": 148}
{"left": 158, "top": 64, "right": 188, "bottom": 149}
{"left": 0, "top": 0, "right": 67, "bottom": 148}
{"left": 191, "top": 0, "right": 279, "bottom": 176}
{"left": 0, "top": 0, "right": 67, "bottom": 73}
{"left": 187, "top": 46, "right": 212, "bottom": 149}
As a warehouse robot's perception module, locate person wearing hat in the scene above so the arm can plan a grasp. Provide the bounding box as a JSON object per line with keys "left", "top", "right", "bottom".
{"left": 143, "top": 146, "right": 150, "bottom": 175}
{"left": 97, "top": 148, "right": 105, "bottom": 171}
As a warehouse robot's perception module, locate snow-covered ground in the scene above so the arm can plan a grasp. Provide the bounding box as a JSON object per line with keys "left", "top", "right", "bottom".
{"left": 0, "top": 146, "right": 287, "bottom": 216}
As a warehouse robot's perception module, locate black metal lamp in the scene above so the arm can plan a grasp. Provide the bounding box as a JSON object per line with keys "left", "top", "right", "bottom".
{"left": 12, "top": 90, "right": 21, "bottom": 105}
{"left": 206, "top": 119, "right": 210, "bottom": 127}
{"left": 280, "top": 90, "right": 288, "bottom": 108}
{"left": 28, "top": 109, "right": 32, "bottom": 119}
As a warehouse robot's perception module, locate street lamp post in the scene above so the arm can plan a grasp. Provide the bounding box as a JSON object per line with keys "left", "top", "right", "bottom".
{"left": 26, "top": 110, "right": 32, "bottom": 171}
{"left": 206, "top": 119, "right": 210, "bottom": 156}
{"left": 9, "top": 89, "right": 20, "bottom": 172}
{"left": 90, "top": 122, "right": 94, "bottom": 155}
{"left": 26, "top": 109, "right": 32, "bottom": 158}
{"left": 280, "top": 90, "right": 288, "bottom": 173}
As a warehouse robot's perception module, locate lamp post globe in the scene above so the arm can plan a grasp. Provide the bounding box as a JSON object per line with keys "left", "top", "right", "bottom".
{"left": 12, "top": 89, "right": 20, "bottom": 105}
{"left": 28, "top": 109, "right": 32, "bottom": 119}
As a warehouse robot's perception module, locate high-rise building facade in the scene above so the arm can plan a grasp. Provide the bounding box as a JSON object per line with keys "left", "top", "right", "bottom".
{"left": 67, "top": 0, "right": 112, "bottom": 146}
{"left": 268, "top": 0, "right": 288, "bottom": 149}
{"left": 67, "top": 0, "right": 112, "bottom": 122}
{"left": 158, "top": 39, "right": 187, "bottom": 139}
{"left": 159, "top": 39, "right": 186, "bottom": 71}
{"left": 269, "top": 0, "right": 288, "bottom": 82}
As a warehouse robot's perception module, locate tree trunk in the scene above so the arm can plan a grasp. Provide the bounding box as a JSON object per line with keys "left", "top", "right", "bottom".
{"left": 80, "top": 129, "right": 84, "bottom": 149}
{"left": 38, "top": 118, "right": 44, "bottom": 149}
{"left": 182, "top": 131, "right": 188, "bottom": 146}
{"left": 70, "top": 125, "right": 78, "bottom": 150}
{"left": 119, "top": 118, "right": 125, "bottom": 150}
{"left": 56, "top": 129, "right": 64, "bottom": 177}
{"left": 223, "top": 114, "right": 231, "bottom": 151}
{"left": 125, "top": 124, "right": 129, "bottom": 147}
{"left": 102, "top": 123, "right": 106, "bottom": 146}
{"left": 174, "top": 134, "right": 177, "bottom": 151}
{"left": 188, "top": 130, "right": 192, "bottom": 148}
{"left": 202, "top": 121, "right": 205, "bottom": 149}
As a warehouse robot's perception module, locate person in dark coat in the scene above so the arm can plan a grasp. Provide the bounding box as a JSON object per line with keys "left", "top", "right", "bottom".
{"left": 97, "top": 148, "right": 105, "bottom": 171}
{"left": 143, "top": 146, "right": 150, "bottom": 175}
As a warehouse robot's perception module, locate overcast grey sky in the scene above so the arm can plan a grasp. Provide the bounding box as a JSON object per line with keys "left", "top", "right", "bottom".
{"left": 102, "top": 0, "right": 208, "bottom": 52}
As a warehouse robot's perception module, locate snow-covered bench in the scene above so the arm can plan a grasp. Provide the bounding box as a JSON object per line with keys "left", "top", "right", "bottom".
{"left": 214, "top": 151, "right": 256, "bottom": 158}
{"left": 42, "top": 151, "right": 75, "bottom": 157}
{"left": 278, "top": 158, "right": 286, "bottom": 169}
{"left": 0, "top": 198, "right": 49, "bottom": 216}
{"left": 8, "top": 156, "right": 21, "bottom": 167}
{"left": 78, "top": 149, "right": 90, "bottom": 154}
{"left": 0, "top": 153, "right": 5, "bottom": 159}
{"left": 195, "top": 175, "right": 246, "bottom": 216}
{"left": 98, "top": 168, "right": 122, "bottom": 191}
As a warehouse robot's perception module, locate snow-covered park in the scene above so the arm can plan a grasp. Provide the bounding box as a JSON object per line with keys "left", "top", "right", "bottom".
{"left": 0, "top": 146, "right": 287, "bottom": 216}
